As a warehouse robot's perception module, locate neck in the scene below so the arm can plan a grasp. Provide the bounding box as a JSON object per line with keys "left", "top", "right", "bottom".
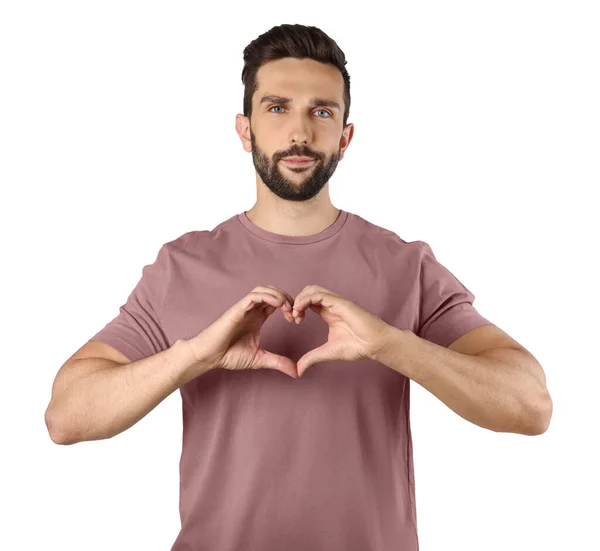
{"left": 246, "top": 199, "right": 340, "bottom": 238}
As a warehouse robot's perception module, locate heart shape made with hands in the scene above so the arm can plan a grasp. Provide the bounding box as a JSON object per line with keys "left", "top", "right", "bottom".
{"left": 270, "top": 284, "right": 394, "bottom": 378}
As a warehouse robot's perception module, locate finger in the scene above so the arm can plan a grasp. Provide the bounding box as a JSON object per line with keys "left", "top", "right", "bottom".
{"left": 296, "top": 341, "right": 335, "bottom": 377}
{"left": 253, "top": 285, "right": 290, "bottom": 304}
{"left": 242, "top": 291, "right": 286, "bottom": 315}
{"left": 254, "top": 285, "right": 294, "bottom": 310}
{"left": 293, "top": 304, "right": 323, "bottom": 324}
{"left": 293, "top": 286, "right": 335, "bottom": 314}
{"left": 257, "top": 350, "right": 299, "bottom": 379}
{"left": 296, "top": 285, "right": 339, "bottom": 302}
{"left": 264, "top": 303, "right": 295, "bottom": 322}
{"left": 264, "top": 285, "right": 295, "bottom": 310}
{"left": 246, "top": 289, "right": 295, "bottom": 322}
{"left": 260, "top": 285, "right": 295, "bottom": 322}
{"left": 293, "top": 291, "right": 337, "bottom": 318}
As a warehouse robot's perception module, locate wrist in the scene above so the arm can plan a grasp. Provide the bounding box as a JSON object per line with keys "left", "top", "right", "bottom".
{"left": 175, "top": 337, "right": 215, "bottom": 382}
{"left": 372, "top": 325, "right": 412, "bottom": 369}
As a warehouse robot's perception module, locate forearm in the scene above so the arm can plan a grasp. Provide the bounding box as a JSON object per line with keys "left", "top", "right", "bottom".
{"left": 48, "top": 338, "right": 213, "bottom": 445}
{"left": 376, "top": 328, "right": 549, "bottom": 435}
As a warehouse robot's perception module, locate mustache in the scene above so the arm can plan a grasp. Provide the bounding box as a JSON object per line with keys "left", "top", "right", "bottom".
{"left": 278, "top": 151, "right": 319, "bottom": 160}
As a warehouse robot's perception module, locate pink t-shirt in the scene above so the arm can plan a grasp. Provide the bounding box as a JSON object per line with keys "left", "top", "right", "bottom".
{"left": 90, "top": 209, "right": 492, "bottom": 551}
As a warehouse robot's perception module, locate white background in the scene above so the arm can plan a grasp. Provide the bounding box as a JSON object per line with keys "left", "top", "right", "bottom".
{"left": 1, "top": 1, "right": 598, "bottom": 549}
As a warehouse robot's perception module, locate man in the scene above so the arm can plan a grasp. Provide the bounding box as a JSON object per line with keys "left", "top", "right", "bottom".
{"left": 45, "top": 23, "right": 553, "bottom": 551}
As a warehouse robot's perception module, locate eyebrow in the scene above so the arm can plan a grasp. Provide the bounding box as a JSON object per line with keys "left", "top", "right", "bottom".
{"left": 260, "top": 95, "right": 341, "bottom": 111}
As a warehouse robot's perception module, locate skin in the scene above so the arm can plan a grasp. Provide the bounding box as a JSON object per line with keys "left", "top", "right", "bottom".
{"left": 231, "top": 57, "right": 387, "bottom": 377}
{"left": 235, "top": 56, "right": 354, "bottom": 237}
{"left": 196, "top": 56, "right": 553, "bottom": 433}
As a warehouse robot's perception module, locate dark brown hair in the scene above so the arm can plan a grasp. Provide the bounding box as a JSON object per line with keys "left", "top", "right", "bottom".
{"left": 241, "top": 24, "right": 351, "bottom": 127}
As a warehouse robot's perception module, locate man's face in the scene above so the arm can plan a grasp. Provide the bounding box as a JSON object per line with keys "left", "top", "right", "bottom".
{"left": 237, "top": 57, "right": 354, "bottom": 202}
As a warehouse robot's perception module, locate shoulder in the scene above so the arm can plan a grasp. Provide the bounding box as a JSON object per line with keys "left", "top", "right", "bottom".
{"left": 161, "top": 214, "right": 238, "bottom": 256}
{"left": 346, "top": 210, "right": 425, "bottom": 256}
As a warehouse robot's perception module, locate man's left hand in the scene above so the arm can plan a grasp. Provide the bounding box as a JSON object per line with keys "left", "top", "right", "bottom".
{"left": 291, "top": 285, "right": 396, "bottom": 377}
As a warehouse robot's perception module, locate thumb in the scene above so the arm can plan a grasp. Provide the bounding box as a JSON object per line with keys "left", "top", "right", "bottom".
{"left": 296, "top": 342, "right": 335, "bottom": 377}
{"left": 256, "top": 349, "right": 299, "bottom": 379}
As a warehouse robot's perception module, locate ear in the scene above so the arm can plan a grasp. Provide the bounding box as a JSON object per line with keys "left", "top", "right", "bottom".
{"left": 236, "top": 113, "right": 252, "bottom": 153}
{"left": 339, "top": 122, "right": 354, "bottom": 161}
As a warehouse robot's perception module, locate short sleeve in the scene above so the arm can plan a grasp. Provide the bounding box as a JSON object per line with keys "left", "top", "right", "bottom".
{"left": 417, "top": 241, "right": 493, "bottom": 347}
{"left": 88, "top": 243, "right": 171, "bottom": 362}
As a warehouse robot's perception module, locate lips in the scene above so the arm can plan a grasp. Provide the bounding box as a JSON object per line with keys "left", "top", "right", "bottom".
{"left": 282, "top": 158, "right": 316, "bottom": 166}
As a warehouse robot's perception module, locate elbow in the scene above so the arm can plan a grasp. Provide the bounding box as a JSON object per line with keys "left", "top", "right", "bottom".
{"left": 45, "top": 411, "right": 64, "bottom": 444}
{"left": 522, "top": 390, "right": 553, "bottom": 436}
{"left": 46, "top": 418, "right": 65, "bottom": 445}
{"left": 45, "top": 405, "right": 75, "bottom": 445}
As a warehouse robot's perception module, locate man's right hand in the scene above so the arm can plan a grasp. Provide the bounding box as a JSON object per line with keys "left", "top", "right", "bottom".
{"left": 186, "top": 285, "right": 299, "bottom": 379}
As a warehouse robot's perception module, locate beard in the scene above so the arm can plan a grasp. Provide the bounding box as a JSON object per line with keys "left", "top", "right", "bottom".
{"left": 249, "top": 128, "right": 341, "bottom": 202}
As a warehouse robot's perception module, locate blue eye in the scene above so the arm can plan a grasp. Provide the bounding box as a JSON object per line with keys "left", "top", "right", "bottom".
{"left": 269, "top": 106, "right": 332, "bottom": 118}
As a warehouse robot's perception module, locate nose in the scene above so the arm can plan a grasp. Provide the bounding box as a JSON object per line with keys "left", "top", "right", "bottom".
{"left": 287, "top": 112, "right": 313, "bottom": 146}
